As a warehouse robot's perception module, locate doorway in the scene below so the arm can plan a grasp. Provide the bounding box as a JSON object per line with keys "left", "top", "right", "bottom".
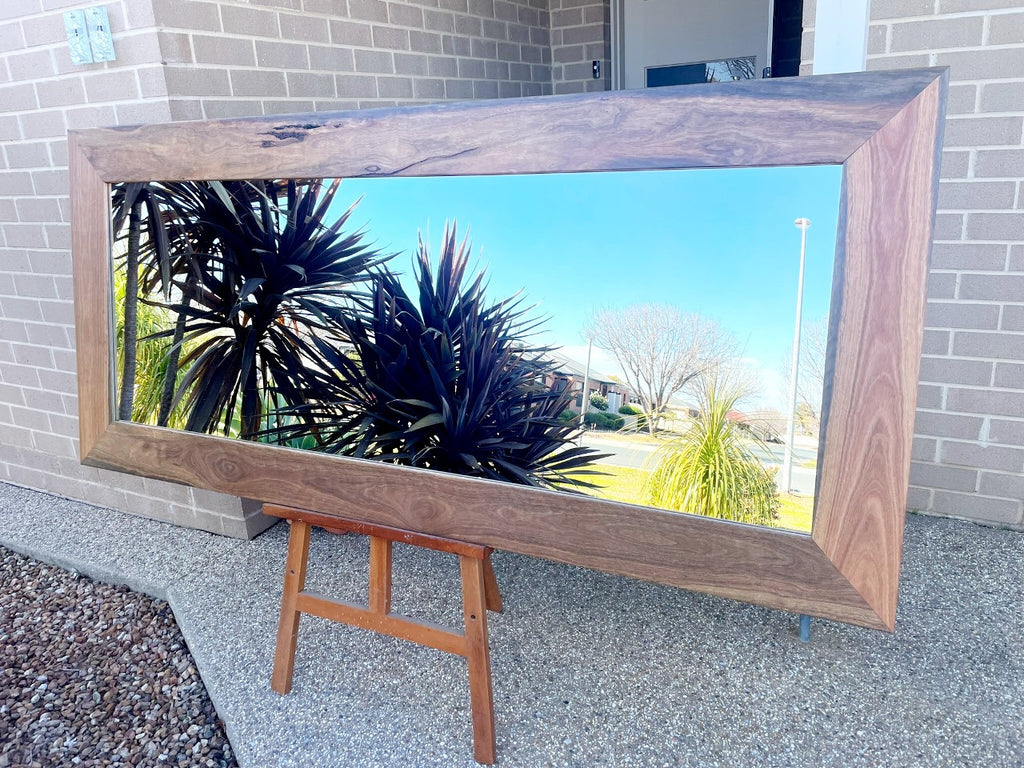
{"left": 611, "top": 0, "right": 802, "bottom": 90}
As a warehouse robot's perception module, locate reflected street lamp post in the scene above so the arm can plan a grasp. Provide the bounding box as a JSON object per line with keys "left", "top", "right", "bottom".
{"left": 579, "top": 338, "right": 593, "bottom": 447}
{"left": 782, "top": 217, "right": 811, "bottom": 493}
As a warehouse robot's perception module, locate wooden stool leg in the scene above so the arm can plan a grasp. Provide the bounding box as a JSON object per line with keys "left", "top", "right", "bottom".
{"left": 482, "top": 551, "right": 502, "bottom": 613}
{"left": 460, "top": 555, "right": 496, "bottom": 764}
{"left": 369, "top": 535, "right": 393, "bottom": 614}
{"left": 272, "top": 519, "right": 311, "bottom": 694}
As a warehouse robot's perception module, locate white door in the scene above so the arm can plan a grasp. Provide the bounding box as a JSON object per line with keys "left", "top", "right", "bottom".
{"left": 613, "top": 0, "right": 774, "bottom": 90}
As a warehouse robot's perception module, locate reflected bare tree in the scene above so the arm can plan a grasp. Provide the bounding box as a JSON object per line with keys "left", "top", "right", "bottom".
{"left": 725, "top": 57, "right": 756, "bottom": 80}
{"left": 781, "top": 315, "right": 828, "bottom": 436}
{"left": 585, "top": 304, "right": 736, "bottom": 434}
{"left": 705, "top": 57, "right": 756, "bottom": 83}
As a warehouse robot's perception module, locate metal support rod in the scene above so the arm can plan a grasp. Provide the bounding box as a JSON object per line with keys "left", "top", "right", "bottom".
{"left": 799, "top": 614, "right": 812, "bottom": 643}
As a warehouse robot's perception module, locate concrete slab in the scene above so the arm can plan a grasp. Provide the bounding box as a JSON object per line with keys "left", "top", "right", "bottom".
{"left": 1, "top": 480, "right": 1021, "bottom": 767}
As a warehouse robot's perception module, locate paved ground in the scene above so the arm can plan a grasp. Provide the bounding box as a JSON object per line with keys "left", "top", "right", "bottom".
{"left": 1, "top": 480, "right": 1021, "bottom": 767}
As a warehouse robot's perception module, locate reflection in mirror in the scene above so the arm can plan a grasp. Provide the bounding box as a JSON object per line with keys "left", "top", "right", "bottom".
{"left": 646, "top": 56, "right": 757, "bottom": 87}
{"left": 111, "top": 167, "right": 841, "bottom": 533}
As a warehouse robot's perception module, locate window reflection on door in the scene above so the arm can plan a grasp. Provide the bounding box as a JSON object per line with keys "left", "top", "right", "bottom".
{"left": 645, "top": 56, "right": 757, "bottom": 88}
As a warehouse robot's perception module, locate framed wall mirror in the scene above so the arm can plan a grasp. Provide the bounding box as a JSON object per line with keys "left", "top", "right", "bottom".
{"left": 71, "top": 68, "right": 947, "bottom": 632}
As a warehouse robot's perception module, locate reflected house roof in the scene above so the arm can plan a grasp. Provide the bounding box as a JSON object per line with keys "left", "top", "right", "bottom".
{"left": 666, "top": 402, "right": 786, "bottom": 431}
{"left": 547, "top": 350, "right": 619, "bottom": 387}
{"left": 544, "top": 350, "right": 637, "bottom": 404}
{"left": 666, "top": 394, "right": 699, "bottom": 416}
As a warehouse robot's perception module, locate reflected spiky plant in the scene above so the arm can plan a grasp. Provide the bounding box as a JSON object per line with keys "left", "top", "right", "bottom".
{"left": 645, "top": 372, "right": 778, "bottom": 526}
{"left": 272, "top": 225, "right": 606, "bottom": 490}
{"left": 111, "top": 181, "right": 199, "bottom": 423}
{"left": 148, "top": 179, "right": 390, "bottom": 439}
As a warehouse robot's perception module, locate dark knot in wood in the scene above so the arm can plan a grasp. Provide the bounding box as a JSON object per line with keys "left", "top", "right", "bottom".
{"left": 259, "top": 124, "right": 323, "bottom": 147}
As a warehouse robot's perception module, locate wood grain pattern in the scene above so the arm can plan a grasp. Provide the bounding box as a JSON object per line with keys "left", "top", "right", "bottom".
{"left": 69, "top": 134, "right": 113, "bottom": 459}
{"left": 264, "top": 504, "right": 494, "bottom": 559}
{"left": 89, "top": 421, "right": 883, "bottom": 627}
{"left": 461, "top": 555, "right": 496, "bottom": 764}
{"left": 812, "top": 75, "right": 946, "bottom": 628}
{"left": 70, "top": 68, "right": 947, "bottom": 632}
{"left": 369, "top": 536, "right": 393, "bottom": 615}
{"left": 271, "top": 519, "right": 311, "bottom": 695}
{"left": 295, "top": 592, "right": 468, "bottom": 654}
{"left": 73, "top": 69, "right": 944, "bottom": 184}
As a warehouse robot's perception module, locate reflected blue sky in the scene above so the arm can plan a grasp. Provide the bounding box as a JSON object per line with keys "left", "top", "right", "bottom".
{"left": 331, "top": 166, "right": 842, "bottom": 411}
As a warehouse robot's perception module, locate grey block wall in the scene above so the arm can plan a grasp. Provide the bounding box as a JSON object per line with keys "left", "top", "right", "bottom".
{"left": 804, "top": 0, "right": 1024, "bottom": 530}
{"left": 0, "top": 1, "right": 269, "bottom": 536}
{"left": 0, "top": 0, "right": 556, "bottom": 538}
{"left": 151, "top": 0, "right": 553, "bottom": 118}
{"left": 549, "top": 0, "right": 608, "bottom": 94}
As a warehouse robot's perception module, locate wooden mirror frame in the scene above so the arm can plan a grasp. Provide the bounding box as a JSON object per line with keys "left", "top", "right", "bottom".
{"left": 70, "top": 68, "right": 946, "bottom": 632}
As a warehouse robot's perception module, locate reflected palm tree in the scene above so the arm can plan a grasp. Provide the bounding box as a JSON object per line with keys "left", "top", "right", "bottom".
{"left": 265, "top": 225, "right": 607, "bottom": 490}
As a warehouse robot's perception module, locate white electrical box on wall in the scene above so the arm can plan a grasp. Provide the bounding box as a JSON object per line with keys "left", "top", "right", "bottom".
{"left": 85, "top": 6, "right": 116, "bottom": 62}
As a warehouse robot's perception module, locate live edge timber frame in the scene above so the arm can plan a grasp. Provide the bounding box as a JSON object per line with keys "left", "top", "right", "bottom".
{"left": 71, "top": 68, "right": 946, "bottom": 633}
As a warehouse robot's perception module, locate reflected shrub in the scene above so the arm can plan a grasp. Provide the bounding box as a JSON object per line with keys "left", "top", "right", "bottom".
{"left": 585, "top": 411, "right": 625, "bottom": 431}
{"left": 618, "top": 403, "right": 647, "bottom": 431}
{"left": 645, "top": 375, "right": 778, "bottom": 526}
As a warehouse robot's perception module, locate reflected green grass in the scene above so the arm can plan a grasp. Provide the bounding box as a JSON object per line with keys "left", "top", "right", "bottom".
{"left": 571, "top": 464, "right": 814, "bottom": 533}
{"left": 776, "top": 493, "right": 814, "bottom": 532}
{"left": 573, "top": 464, "right": 648, "bottom": 506}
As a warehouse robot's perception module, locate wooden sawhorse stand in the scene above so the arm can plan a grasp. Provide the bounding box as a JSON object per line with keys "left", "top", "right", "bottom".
{"left": 263, "top": 504, "right": 502, "bottom": 764}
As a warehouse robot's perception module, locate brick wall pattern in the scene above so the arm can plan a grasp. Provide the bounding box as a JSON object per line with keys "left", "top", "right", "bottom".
{"left": 804, "top": 0, "right": 1024, "bottom": 530}
{"left": 0, "top": 0, "right": 559, "bottom": 537}
{"left": 549, "top": 0, "right": 609, "bottom": 94}
{"left": 152, "top": 0, "right": 553, "bottom": 119}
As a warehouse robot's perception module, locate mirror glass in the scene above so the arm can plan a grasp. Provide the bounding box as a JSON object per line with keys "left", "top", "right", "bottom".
{"left": 110, "top": 166, "right": 841, "bottom": 533}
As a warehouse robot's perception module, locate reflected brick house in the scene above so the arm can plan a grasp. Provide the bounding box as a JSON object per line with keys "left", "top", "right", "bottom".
{"left": 1, "top": 0, "right": 1021, "bottom": 535}
{"left": 545, "top": 351, "right": 634, "bottom": 413}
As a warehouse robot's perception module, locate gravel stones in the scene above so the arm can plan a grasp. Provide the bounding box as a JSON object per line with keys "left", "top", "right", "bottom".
{"left": 0, "top": 547, "right": 235, "bottom": 768}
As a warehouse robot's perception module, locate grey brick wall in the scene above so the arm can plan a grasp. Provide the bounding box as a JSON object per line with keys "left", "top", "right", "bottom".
{"left": 871, "top": 2, "right": 1024, "bottom": 531}
{"left": 1, "top": 0, "right": 554, "bottom": 538}
{"left": 804, "top": 0, "right": 1024, "bottom": 530}
{"left": 550, "top": 0, "right": 608, "bottom": 94}
{"left": 0, "top": 2, "right": 277, "bottom": 536}
{"left": 153, "top": 0, "right": 552, "bottom": 119}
